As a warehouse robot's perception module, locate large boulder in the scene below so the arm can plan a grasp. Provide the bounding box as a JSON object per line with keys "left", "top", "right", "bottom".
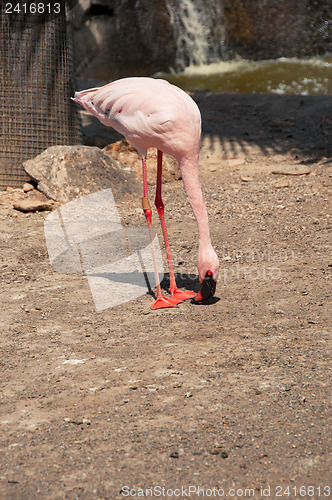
{"left": 23, "top": 145, "right": 141, "bottom": 203}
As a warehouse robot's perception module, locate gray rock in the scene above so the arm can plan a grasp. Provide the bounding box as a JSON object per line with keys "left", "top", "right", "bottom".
{"left": 23, "top": 145, "right": 141, "bottom": 203}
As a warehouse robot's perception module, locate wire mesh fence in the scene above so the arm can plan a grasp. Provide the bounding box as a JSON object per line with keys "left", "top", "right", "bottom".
{"left": 0, "top": 1, "right": 81, "bottom": 189}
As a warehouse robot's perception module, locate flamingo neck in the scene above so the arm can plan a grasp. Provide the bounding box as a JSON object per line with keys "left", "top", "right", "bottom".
{"left": 178, "top": 155, "right": 211, "bottom": 248}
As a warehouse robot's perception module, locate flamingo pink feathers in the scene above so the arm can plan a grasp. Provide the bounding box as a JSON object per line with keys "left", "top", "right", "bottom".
{"left": 73, "top": 77, "right": 219, "bottom": 309}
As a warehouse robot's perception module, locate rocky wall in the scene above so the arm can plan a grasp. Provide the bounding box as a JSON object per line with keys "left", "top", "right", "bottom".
{"left": 72, "top": 0, "right": 332, "bottom": 80}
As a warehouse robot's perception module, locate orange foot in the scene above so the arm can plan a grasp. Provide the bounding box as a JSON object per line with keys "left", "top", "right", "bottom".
{"left": 170, "top": 287, "right": 195, "bottom": 303}
{"left": 151, "top": 295, "right": 179, "bottom": 310}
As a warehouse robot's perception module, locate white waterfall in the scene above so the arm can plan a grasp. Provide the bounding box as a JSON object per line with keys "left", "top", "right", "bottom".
{"left": 176, "top": 0, "right": 210, "bottom": 66}
{"left": 166, "top": 0, "right": 226, "bottom": 70}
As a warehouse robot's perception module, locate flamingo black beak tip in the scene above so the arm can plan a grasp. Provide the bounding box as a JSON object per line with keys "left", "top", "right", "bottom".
{"left": 192, "top": 270, "right": 216, "bottom": 304}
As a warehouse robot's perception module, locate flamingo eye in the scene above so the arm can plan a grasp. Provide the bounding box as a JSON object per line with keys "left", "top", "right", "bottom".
{"left": 90, "top": 100, "right": 94, "bottom": 105}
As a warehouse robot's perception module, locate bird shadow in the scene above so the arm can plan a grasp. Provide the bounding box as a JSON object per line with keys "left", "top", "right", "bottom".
{"left": 160, "top": 272, "right": 197, "bottom": 293}
{"left": 191, "top": 296, "right": 220, "bottom": 306}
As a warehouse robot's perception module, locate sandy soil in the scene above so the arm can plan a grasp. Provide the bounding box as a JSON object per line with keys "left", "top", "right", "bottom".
{"left": 0, "top": 92, "right": 331, "bottom": 500}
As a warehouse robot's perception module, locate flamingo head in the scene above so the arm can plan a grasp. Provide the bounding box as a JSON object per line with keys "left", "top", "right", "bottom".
{"left": 193, "top": 245, "right": 219, "bottom": 303}
{"left": 71, "top": 89, "right": 99, "bottom": 112}
{"left": 193, "top": 270, "right": 217, "bottom": 302}
{"left": 71, "top": 88, "right": 111, "bottom": 125}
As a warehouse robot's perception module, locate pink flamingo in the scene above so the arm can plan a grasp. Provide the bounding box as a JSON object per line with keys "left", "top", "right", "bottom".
{"left": 72, "top": 77, "right": 219, "bottom": 309}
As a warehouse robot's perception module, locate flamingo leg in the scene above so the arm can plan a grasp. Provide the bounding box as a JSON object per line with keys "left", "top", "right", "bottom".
{"left": 155, "top": 150, "right": 195, "bottom": 302}
{"left": 141, "top": 156, "right": 178, "bottom": 309}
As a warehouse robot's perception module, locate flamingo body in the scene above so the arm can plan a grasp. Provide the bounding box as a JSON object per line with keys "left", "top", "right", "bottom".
{"left": 74, "top": 77, "right": 201, "bottom": 159}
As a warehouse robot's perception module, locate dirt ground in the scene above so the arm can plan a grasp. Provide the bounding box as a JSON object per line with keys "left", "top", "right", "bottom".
{"left": 0, "top": 91, "right": 331, "bottom": 500}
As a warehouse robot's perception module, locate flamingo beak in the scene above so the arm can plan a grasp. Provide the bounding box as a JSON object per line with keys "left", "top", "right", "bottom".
{"left": 71, "top": 96, "right": 82, "bottom": 105}
{"left": 192, "top": 270, "right": 216, "bottom": 303}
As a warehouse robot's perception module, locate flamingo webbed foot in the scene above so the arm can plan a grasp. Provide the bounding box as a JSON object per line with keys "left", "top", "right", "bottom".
{"left": 170, "top": 287, "right": 195, "bottom": 303}
{"left": 151, "top": 295, "right": 179, "bottom": 309}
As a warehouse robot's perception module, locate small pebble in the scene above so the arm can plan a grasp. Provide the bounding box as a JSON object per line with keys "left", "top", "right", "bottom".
{"left": 227, "top": 158, "right": 246, "bottom": 168}
{"left": 273, "top": 178, "right": 290, "bottom": 188}
{"left": 23, "top": 182, "right": 34, "bottom": 193}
